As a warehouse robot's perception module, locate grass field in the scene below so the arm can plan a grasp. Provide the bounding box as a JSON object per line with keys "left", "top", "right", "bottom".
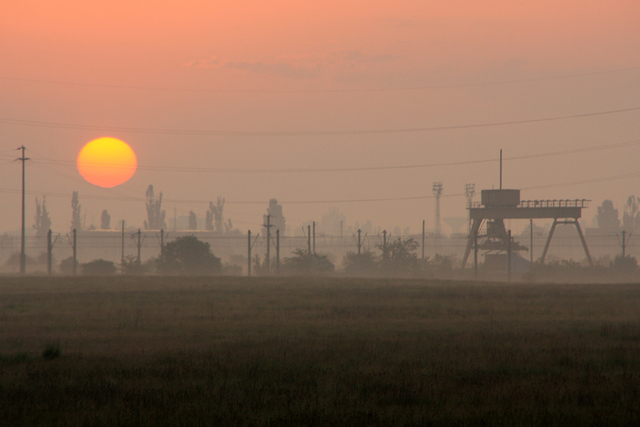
{"left": 1, "top": 276, "right": 640, "bottom": 426}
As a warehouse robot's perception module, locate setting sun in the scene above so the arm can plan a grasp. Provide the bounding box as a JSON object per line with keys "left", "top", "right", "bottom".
{"left": 77, "top": 137, "right": 137, "bottom": 188}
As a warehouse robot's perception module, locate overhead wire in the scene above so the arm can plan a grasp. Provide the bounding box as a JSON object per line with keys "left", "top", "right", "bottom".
{"left": 0, "top": 105, "right": 638, "bottom": 137}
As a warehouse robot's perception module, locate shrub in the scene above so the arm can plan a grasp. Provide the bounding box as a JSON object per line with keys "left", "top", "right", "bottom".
{"left": 81, "top": 258, "right": 117, "bottom": 275}
{"left": 158, "top": 235, "right": 222, "bottom": 275}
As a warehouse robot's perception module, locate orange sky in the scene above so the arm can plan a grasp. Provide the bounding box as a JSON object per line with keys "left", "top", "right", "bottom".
{"left": 1, "top": 0, "right": 639, "bottom": 243}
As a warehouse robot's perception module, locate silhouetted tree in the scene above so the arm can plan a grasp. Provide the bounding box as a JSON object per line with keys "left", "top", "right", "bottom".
{"left": 71, "top": 191, "right": 82, "bottom": 231}
{"left": 597, "top": 200, "right": 620, "bottom": 232}
{"left": 100, "top": 209, "right": 111, "bottom": 230}
{"left": 623, "top": 196, "right": 640, "bottom": 233}
{"left": 206, "top": 197, "right": 225, "bottom": 233}
{"left": 144, "top": 185, "right": 166, "bottom": 229}
{"left": 33, "top": 196, "right": 51, "bottom": 238}
{"left": 378, "top": 237, "right": 420, "bottom": 275}
{"left": 188, "top": 211, "right": 197, "bottom": 230}
{"left": 157, "top": 235, "right": 221, "bottom": 275}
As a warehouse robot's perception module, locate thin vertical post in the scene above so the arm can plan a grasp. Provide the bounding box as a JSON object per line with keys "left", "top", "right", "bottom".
{"left": 422, "top": 220, "right": 425, "bottom": 260}
{"left": 507, "top": 229, "right": 511, "bottom": 282}
{"left": 265, "top": 215, "right": 271, "bottom": 273}
{"left": 499, "top": 149, "right": 502, "bottom": 190}
{"left": 121, "top": 220, "right": 125, "bottom": 267}
{"left": 312, "top": 221, "right": 316, "bottom": 255}
{"left": 18, "top": 146, "right": 28, "bottom": 274}
{"left": 357, "top": 229, "right": 361, "bottom": 255}
{"left": 307, "top": 225, "right": 311, "bottom": 255}
{"left": 622, "top": 230, "right": 627, "bottom": 257}
{"left": 530, "top": 218, "right": 533, "bottom": 264}
{"left": 276, "top": 229, "right": 280, "bottom": 275}
{"left": 473, "top": 227, "right": 478, "bottom": 280}
{"left": 47, "top": 229, "right": 52, "bottom": 276}
{"left": 383, "top": 230, "right": 387, "bottom": 267}
{"left": 160, "top": 229, "right": 164, "bottom": 255}
{"left": 248, "top": 230, "right": 252, "bottom": 277}
{"left": 73, "top": 228, "right": 77, "bottom": 276}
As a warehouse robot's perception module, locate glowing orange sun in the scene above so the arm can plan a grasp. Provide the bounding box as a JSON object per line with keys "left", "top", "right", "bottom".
{"left": 77, "top": 137, "right": 137, "bottom": 188}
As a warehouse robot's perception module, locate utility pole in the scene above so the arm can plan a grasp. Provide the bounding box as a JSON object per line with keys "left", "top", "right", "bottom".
{"left": 422, "top": 220, "right": 425, "bottom": 260}
{"left": 312, "top": 221, "right": 316, "bottom": 255}
{"left": 507, "top": 229, "right": 511, "bottom": 282}
{"left": 136, "top": 229, "right": 142, "bottom": 263}
{"left": 432, "top": 182, "right": 443, "bottom": 237}
{"left": 276, "top": 229, "right": 280, "bottom": 275}
{"left": 530, "top": 219, "right": 533, "bottom": 264}
{"left": 121, "top": 220, "right": 125, "bottom": 267}
{"left": 621, "top": 230, "right": 630, "bottom": 257}
{"left": 357, "top": 229, "right": 362, "bottom": 255}
{"left": 248, "top": 230, "right": 252, "bottom": 277}
{"left": 307, "top": 225, "right": 312, "bottom": 255}
{"left": 382, "top": 230, "right": 388, "bottom": 267}
{"left": 47, "top": 229, "right": 52, "bottom": 276}
{"left": 72, "top": 228, "right": 77, "bottom": 276}
{"left": 264, "top": 215, "right": 271, "bottom": 273}
{"left": 17, "top": 146, "right": 29, "bottom": 274}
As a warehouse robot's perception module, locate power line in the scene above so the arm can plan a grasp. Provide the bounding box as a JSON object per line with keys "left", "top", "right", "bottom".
{"left": 1, "top": 66, "right": 638, "bottom": 93}
{"left": 26, "top": 137, "right": 640, "bottom": 174}
{"left": 0, "top": 106, "right": 638, "bottom": 137}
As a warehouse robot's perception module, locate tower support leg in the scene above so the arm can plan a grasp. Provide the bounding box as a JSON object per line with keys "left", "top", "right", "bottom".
{"left": 574, "top": 220, "right": 594, "bottom": 266}
{"left": 461, "top": 219, "right": 483, "bottom": 268}
{"left": 540, "top": 219, "right": 558, "bottom": 265}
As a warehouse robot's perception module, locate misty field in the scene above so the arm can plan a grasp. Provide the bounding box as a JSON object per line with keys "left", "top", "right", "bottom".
{"left": 1, "top": 276, "right": 640, "bottom": 426}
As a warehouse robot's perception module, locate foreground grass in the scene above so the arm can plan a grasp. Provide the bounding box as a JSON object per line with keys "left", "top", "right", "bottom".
{"left": 1, "top": 276, "right": 640, "bottom": 426}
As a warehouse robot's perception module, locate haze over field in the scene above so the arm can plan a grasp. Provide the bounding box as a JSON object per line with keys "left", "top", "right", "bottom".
{"left": 1, "top": 1, "right": 639, "bottom": 236}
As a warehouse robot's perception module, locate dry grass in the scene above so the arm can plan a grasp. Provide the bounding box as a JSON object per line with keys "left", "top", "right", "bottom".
{"left": 1, "top": 276, "right": 640, "bottom": 426}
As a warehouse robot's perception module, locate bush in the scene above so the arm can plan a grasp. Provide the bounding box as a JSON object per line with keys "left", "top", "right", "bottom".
{"left": 59, "top": 257, "right": 79, "bottom": 275}
{"left": 81, "top": 259, "right": 117, "bottom": 275}
{"left": 158, "top": 235, "right": 222, "bottom": 275}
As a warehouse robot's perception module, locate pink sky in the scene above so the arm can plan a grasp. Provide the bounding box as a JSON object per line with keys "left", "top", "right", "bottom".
{"left": 1, "top": 0, "right": 639, "bottom": 239}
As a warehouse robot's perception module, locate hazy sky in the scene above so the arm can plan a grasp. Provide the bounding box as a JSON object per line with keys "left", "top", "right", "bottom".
{"left": 1, "top": 0, "right": 639, "bottom": 236}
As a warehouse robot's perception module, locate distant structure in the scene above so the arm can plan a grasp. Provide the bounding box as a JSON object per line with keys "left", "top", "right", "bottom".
{"left": 461, "top": 188, "right": 592, "bottom": 269}
{"left": 464, "top": 183, "right": 475, "bottom": 208}
{"left": 432, "top": 182, "right": 443, "bottom": 237}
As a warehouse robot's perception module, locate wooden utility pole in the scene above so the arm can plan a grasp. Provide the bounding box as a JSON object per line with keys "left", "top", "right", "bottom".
{"left": 307, "top": 225, "right": 311, "bottom": 255}
{"left": 17, "top": 146, "right": 29, "bottom": 274}
{"left": 248, "top": 230, "right": 252, "bottom": 277}
{"left": 422, "top": 220, "right": 425, "bottom": 260}
{"left": 507, "top": 229, "right": 512, "bottom": 282}
{"left": 265, "top": 215, "right": 271, "bottom": 273}
{"left": 47, "top": 229, "right": 52, "bottom": 276}
{"left": 276, "top": 229, "right": 280, "bottom": 275}
{"left": 136, "top": 229, "right": 142, "bottom": 263}
{"left": 382, "top": 230, "right": 388, "bottom": 266}
{"left": 121, "top": 220, "right": 125, "bottom": 267}
{"left": 72, "top": 228, "right": 77, "bottom": 276}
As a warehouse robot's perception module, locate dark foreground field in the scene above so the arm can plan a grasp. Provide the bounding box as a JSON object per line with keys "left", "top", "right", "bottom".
{"left": 1, "top": 276, "right": 640, "bottom": 426}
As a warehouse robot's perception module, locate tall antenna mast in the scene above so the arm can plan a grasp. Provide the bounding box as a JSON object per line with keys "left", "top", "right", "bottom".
{"left": 17, "top": 146, "right": 29, "bottom": 274}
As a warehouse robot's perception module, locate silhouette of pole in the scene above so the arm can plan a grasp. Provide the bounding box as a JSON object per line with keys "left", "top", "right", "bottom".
{"left": 312, "top": 221, "right": 316, "bottom": 255}
{"left": 507, "top": 229, "right": 511, "bottom": 282}
{"left": 357, "top": 229, "right": 361, "bottom": 255}
{"left": 248, "top": 230, "right": 252, "bottom": 277}
{"left": 500, "top": 149, "right": 503, "bottom": 190}
{"left": 307, "top": 225, "right": 311, "bottom": 255}
{"left": 530, "top": 219, "right": 533, "bottom": 264}
{"left": 622, "top": 230, "right": 628, "bottom": 257}
{"left": 422, "top": 220, "right": 425, "bottom": 260}
{"left": 265, "top": 215, "right": 271, "bottom": 273}
{"left": 18, "top": 146, "right": 29, "bottom": 274}
{"left": 121, "top": 220, "right": 125, "bottom": 268}
{"left": 473, "top": 227, "right": 478, "bottom": 281}
{"left": 276, "top": 229, "right": 280, "bottom": 275}
{"left": 73, "top": 228, "right": 77, "bottom": 276}
{"left": 47, "top": 229, "right": 52, "bottom": 276}
{"left": 383, "top": 230, "right": 388, "bottom": 267}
